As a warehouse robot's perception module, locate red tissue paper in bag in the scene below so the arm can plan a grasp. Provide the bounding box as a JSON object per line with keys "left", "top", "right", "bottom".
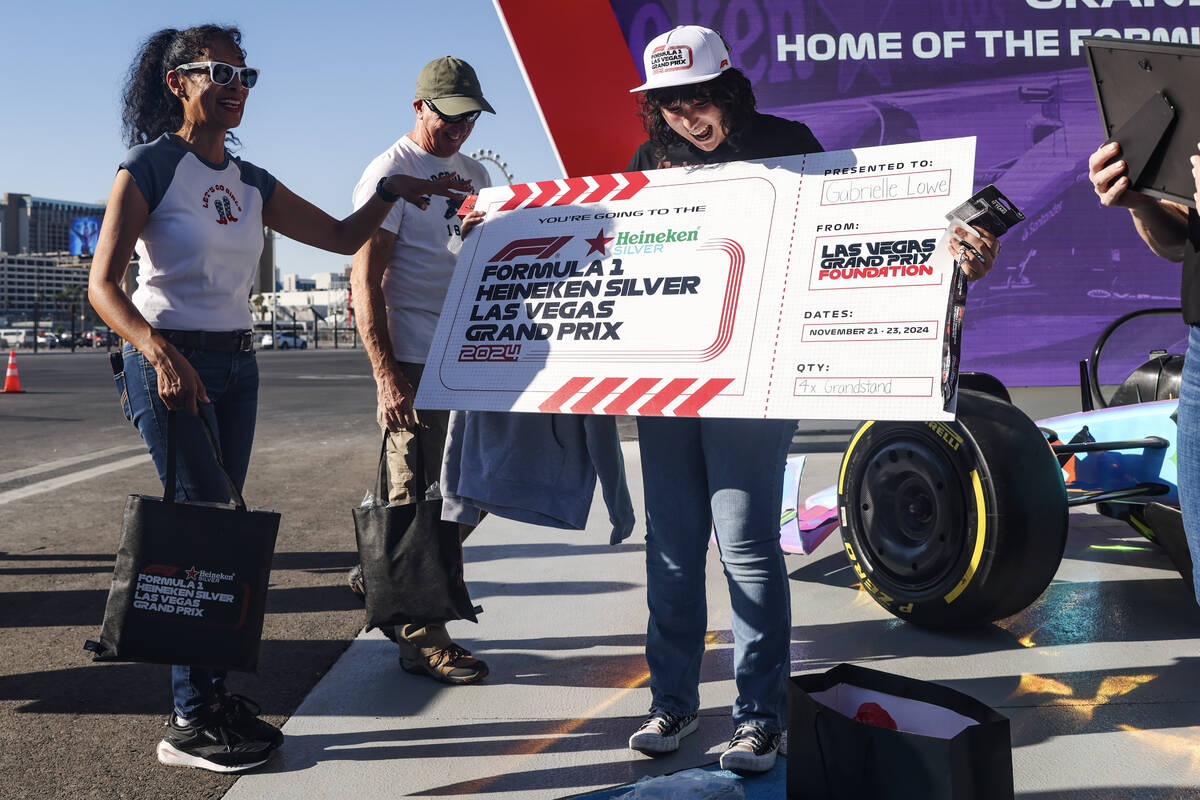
{"left": 854, "top": 702, "right": 898, "bottom": 729}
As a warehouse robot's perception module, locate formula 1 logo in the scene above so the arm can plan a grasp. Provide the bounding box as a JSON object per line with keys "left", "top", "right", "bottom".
{"left": 489, "top": 236, "right": 573, "bottom": 263}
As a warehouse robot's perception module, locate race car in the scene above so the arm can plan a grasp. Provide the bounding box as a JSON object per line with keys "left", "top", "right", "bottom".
{"left": 789, "top": 307, "right": 1191, "bottom": 628}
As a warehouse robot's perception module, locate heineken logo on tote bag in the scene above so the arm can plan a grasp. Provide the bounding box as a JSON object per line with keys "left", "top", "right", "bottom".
{"left": 132, "top": 563, "right": 249, "bottom": 624}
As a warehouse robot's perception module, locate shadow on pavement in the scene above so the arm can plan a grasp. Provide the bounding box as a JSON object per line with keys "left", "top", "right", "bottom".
{"left": 252, "top": 712, "right": 737, "bottom": 797}
{"left": 0, "top": 638, "right": 351, "bottom": 715}
{"left": 465, "top": 542, "right": 645, "bottom": 563}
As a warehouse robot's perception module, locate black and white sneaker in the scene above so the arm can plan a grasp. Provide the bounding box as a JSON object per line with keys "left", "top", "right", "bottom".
{"left": 156, "top": 708, "right": 273, "bottom": 773}
{"left": 719, "top": 723, "right": 781, "bottom": 773}
{"left": 217, "top": 692, "right": 284, "bottom": 750}
{"left": 628, "top": 709, "right": 699, "bottom": 755}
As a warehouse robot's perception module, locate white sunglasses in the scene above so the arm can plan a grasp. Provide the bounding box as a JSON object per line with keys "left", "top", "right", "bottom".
{"left": 174, "top": 61, "right": 260, "bottom": 88}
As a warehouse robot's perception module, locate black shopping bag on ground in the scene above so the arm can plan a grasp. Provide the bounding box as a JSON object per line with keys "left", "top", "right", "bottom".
{"left": 788, "top": 663, "right": 1013, "bottom": 800}
{"left": 353, "top": 433, "right": 478, "bottom": 630}
{"left": 85, "top": 412, "right": 279, "bottom": 672}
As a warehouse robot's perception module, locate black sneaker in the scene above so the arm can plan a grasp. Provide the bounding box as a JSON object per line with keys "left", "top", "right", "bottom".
{"left": 156, "top": 708, "right": 273, "bottom": 772}
{"left": 628, "top": 709, "right": 699, "bottom": 755}
{"left": 719, "top": 723, "right": 781, "bottom": 773}
{"left": 217, "top": 693, "right": 284, "bottom": 750}
{"left": 347, "top": 564, "right": 366, "bottom": 599}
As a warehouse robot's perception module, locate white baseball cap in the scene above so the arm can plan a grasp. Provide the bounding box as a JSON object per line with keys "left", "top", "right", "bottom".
{"left": 630, "top": 25, "right": 732, "bottom": 93}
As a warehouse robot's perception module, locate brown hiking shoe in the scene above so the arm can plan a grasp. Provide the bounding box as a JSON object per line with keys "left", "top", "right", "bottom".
{"left": 400, "top": 643, "right": 489, "bottom": 685}
{"left": 346, "top": 564, "right": 365, "bottom": 599}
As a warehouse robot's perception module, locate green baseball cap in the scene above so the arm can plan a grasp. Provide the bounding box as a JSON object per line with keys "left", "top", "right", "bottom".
{"left": 415, "top": 56, "right": 495, "bottom": 116}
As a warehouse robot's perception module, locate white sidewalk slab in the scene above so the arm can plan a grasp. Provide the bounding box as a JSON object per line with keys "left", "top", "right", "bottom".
{"left": 225, "top": 446, "right": 1200, "bottom": 799}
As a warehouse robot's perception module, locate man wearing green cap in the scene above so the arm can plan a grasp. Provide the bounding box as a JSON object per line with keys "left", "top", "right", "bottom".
{"left": 348, "top": 56, "right": 494, "bottom": 684}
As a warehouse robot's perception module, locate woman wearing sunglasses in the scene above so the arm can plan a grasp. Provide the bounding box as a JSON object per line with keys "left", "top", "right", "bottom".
{"left": 88, "top": 24, "right": 467, "bottom": 774}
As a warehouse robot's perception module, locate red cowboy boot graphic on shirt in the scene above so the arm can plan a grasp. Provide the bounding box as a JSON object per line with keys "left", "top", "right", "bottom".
{"left": 221, "top": 197, "right": 238, "bottom": 223}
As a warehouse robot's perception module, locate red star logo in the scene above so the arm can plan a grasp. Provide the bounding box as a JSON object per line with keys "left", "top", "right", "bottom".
{"left": 186, "top": 567, "right": 198, "bottom": 580}
{"left": 584, "top": 228, "right": 614, "bottom": 256}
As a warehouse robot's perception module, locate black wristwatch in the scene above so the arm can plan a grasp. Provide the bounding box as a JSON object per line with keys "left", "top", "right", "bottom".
{"left": 375, "top": 176, "right": 401, "bottom": 203}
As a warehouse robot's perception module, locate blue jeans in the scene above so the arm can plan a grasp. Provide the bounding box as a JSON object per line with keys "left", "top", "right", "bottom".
{"left": 637, "top": 416, "right": 795, "bottom": 733}
{"left": 116, "top": 344, "right": 259, "bottom": 716}
{"left": 1177, "top": 325, "right": 1200, "bottom": 604}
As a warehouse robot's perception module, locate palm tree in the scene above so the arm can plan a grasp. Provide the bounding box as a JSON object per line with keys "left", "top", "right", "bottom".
{"left": 54, "top": 286, "right": 83, "bottom": 350}
{"left": 251, "top": 293, "right": 266, "bottom": 320}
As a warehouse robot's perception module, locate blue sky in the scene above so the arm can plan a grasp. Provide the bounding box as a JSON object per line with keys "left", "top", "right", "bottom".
{"left": 0, "top": 0, "right": 561, "bottom": 277}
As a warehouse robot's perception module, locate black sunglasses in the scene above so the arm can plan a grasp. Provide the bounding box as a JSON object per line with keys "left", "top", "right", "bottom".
{"left": 175, "top": 61, "right": 260, "bottom": 89}
{"left": 424, "top": 99, "right": 481, "bottom": 124}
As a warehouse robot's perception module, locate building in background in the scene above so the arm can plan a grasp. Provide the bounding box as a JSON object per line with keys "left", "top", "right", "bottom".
{"left": 281, "top": 274, "right": 316, "bottom": 292}
{"left": 311, "top": 270, "right": 349, "bottom": 290}
{"left": 0, "top": 192, "right": 111, "bottom": 333}
{"left": 2, "top": 193, "right": 106, "bottom": 256}
{"left": 0, "top": 254, "right": 89, "bottom": 322}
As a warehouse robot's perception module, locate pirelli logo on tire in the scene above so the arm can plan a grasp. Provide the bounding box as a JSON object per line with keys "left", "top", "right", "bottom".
{"left": 924, "top": 420, "right": 963, "bottom": 451}
{"left": 837, "top": 390, "right": 1069, "bottom": 628}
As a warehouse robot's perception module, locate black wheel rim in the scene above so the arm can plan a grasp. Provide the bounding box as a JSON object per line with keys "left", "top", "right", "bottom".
{"left": 855, "top": 435, "right": 969, "bottom": 590}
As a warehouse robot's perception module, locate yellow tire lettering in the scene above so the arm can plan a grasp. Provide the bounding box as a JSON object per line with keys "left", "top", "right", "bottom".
{"left": 838, "top": 421, "right": 874, "bottom": 493}
{"left": 844, "top": 542, "right": 858, "bottom": 562}
{"left": 944, "top": 469, "right": 988, "bottom": 604}
{"left": 898, "top": 603, "right": 913, "bottom": 614}
{"left": 853, "top": 563, "right": 866, "bottom": 580}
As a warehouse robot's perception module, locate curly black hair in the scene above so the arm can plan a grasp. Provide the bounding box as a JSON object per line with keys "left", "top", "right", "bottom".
{"left": 121, "top": 25, "right": 246, "bottom": 149}
{"left": 635, "top": 67, "right": 757, "bottom": 158}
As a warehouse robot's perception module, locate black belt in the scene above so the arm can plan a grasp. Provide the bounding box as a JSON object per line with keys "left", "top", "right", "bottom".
{"left": 158, "top": 329, "right": 254, "bottom": 352}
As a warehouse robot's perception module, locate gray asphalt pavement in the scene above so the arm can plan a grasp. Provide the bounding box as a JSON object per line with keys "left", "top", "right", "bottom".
{"left": 5, "top": 351, "right": 1200, "bottom": 798}
{"left": 0, "top": 347, "right": 385, "bottom": 800}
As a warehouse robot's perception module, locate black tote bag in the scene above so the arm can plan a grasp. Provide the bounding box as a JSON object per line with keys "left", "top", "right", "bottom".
{"left": 353, "top": 433, "right": 478, "bottom": 630}
{"left": 85, "top": 411, "right": 280, "bottom": 672}
{"left": 788, "top": 663, "right": 1014, "bottom": 800}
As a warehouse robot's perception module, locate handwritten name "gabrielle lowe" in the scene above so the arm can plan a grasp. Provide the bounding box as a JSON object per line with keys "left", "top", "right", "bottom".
{"left": 823, "top": 171, "right": 951, "bottom": 205}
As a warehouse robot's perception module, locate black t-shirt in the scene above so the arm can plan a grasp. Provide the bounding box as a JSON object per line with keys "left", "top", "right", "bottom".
{"left": 625, "top": 112, "right": 823, "bottom": 171}
{"left": 1182, "top": 208, "right": 1200, "bottom": 324}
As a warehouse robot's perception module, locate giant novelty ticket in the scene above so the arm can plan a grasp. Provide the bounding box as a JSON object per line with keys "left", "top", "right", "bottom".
{"left": 416, "top": 137, "right": 975, "bottom": 420}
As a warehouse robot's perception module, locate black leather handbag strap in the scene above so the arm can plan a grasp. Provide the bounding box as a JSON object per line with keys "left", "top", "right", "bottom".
{"left": 164, "top": 408, "right": 248, "bottom": 511}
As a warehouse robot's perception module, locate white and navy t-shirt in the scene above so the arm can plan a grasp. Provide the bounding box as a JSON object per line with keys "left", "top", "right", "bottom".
{"left": 351, "top": 135, "right": 490, "bottom": 364}
{"left": 121, "top": 133, "right": 276, "bottom": 331}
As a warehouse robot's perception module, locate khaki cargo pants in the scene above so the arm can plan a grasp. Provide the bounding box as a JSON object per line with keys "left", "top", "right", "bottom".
{"left": 378, "top": 361, "right": 461, "bottom": 655}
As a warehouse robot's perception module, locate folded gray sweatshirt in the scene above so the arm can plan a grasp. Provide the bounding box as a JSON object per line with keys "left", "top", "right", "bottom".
{"left": 440, "top": 410, "right": 635, "bottom": 544}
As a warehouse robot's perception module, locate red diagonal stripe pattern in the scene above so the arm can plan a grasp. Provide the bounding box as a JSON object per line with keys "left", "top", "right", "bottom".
{"left": 570, "top": 377, "right": 626, "bottom": 414}
{"left": 611, "top": 171, "right": 649, "bottom": 200}
{"left": 637, "top": 378, "right": 694, "bottom": 416}
{"left": 527, "top": 180, "right": 563, "bottom": 208}
{"left": 555, "top": 177, "right": 590, "bottom": 206}
{"left": 673, "top": 378, "right": 734, "bottom": 417}
{"left": 539, "top": 376, "right": 593, "bottom": 413}
{"left": 542, "top": 376, "right": 733, "bottom": 416}
{"left": 602, "top": 377, "right": 658, "bottom": 415}
{"left": 581, "top": 173, "right": 618, "bottom": 203}
{"left": 498, "top": 183, "right": 533, "bottom": 211}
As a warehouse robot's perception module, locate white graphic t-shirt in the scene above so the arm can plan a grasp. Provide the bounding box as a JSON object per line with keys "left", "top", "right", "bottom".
{"left": 121, "top": 134, "right": 276, "bottom": 331}
{"left": 352, "top": 135, "right": 490, "bottom": 363}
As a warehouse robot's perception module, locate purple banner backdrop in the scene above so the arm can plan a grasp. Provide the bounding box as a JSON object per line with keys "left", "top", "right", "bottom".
{"left": 610, "top": 0, "right": 1200, "bottom": 385}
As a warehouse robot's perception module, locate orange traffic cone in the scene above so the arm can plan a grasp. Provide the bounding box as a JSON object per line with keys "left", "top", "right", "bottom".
{"left": 2, "top": 349, "right": 24, "bottom": 393}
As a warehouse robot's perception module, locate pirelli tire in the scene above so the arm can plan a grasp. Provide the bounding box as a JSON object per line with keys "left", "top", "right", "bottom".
{"left": 837, "top": 389, "right": 1068, "bottom": 628}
